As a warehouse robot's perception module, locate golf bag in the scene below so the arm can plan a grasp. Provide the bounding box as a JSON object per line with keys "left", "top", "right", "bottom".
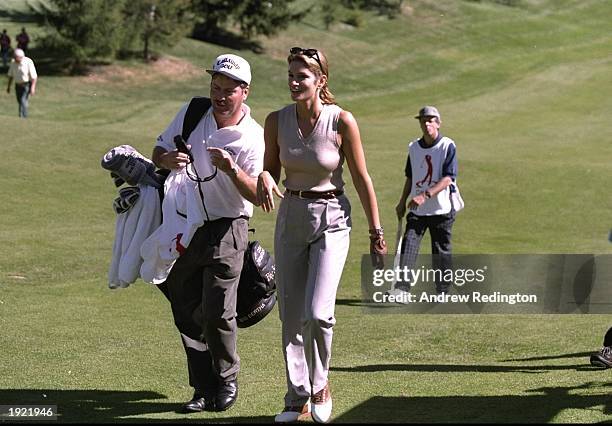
{"left": 237, "top": 240, "right": 276, "bottom": 328}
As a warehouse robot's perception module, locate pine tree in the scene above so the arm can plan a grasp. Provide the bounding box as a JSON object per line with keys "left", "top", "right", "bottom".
{"left": 190, "top": 0, "right": 308, "bottom": 40}
{"left": 322, "top": 0, "right": 341, "bottom": 30}
{"left": 341, "top": 0, "right": 403, "bottom": 18}
{"left": 37, "top": 0, "right": 309, "bottom": 70}
{"left": 121, "top": 0, "right": 193, "bottom": 60}
{"left": 38, "top": 0, "right": 192, "bottom": 68}
{"left": 234, "top": 0, "right": 308, "bottom": 38}
{"left": 39, "top": 0, "right": 125, "bottom": 67}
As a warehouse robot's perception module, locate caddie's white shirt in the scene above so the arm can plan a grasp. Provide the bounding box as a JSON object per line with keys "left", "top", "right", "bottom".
{"left": 156, "top": 102, "right": 264, "bottom": 220}
{"left": 408, "top": 136, "right": 457, "bottom": 216}
{"left": 7, "top": 57, "right": 37, "bottom": 83}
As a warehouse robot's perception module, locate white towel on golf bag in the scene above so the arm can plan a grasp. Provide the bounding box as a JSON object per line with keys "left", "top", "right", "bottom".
{"left": 108, "top": 184, "right": 161, "bottom": 288}
{"left": 140, "top": 169, "right": 206, "bottom": 284}
{"left": 451, "top": 184, "right": 465, "bottom": 212}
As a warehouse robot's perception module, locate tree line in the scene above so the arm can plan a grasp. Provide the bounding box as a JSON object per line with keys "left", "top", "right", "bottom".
{"left": 31, "top": 0, "right": 405, "bottom": 71}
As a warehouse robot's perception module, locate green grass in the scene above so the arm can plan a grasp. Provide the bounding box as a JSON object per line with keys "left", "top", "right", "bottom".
{"left": 0, "top": 0, "right": 611, "bottom": 422}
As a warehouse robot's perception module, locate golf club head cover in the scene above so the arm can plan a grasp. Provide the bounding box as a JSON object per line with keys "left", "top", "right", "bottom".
{"left": 110, "top": 172, "right": 126, "bottom": 187}
{"left": 113, "top": 186, "right": 141, "bottom": 214}
{"left": 101, "top": 145, "right": 161, "bottom": 189}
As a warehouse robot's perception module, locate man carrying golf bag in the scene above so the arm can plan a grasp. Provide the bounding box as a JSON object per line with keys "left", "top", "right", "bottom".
{"left": 150, "top": 53, "right": 267, "bottom": 413}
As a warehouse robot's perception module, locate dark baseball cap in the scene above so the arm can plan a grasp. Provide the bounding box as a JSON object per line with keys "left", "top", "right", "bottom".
{"left": 415, "top": 105, "right": 441, "bottom": 119}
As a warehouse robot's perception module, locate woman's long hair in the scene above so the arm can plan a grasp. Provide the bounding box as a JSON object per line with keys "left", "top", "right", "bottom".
{"left": 288, "top": 49, "right": 336, "bottom": 105}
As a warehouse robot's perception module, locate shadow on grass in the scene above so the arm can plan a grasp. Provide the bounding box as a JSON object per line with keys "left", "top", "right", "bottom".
{"left": 334, "top": 383, "right": 611, "bottom": 423}
{"left": 336, "top": 298, "right": 370, "bottom": 307}
{"left": 2, "top": 384, "right": 610, "bottom": 423}
{"left": 0, "top": 389, "right": 271, "bottom": 423}
{"left": 332, "top": 361, "right": 604, "bottom": 373}
{"left": 501, "top": 351, "right": 594, "bottom": 362}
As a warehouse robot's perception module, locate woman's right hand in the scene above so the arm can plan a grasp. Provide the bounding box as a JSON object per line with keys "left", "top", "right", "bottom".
{"left": 257, "top": 171, "right": 283, "bottom": 212}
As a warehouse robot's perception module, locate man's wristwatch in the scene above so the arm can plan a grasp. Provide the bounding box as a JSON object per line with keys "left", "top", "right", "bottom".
{"left": 229, "top": 164, "right": 240, "bottom": 177}
{"left": 424, "top": 190, "right": 432, "bottom": 199}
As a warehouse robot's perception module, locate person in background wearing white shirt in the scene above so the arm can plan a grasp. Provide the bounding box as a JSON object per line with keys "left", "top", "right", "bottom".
{"left": 6, "top": 48, "right": 37, "bottom": 118}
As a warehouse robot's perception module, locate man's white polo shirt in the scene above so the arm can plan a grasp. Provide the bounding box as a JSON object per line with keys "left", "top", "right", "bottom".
{"left": 156, "top": 102, "right": 264, "bottom": 220}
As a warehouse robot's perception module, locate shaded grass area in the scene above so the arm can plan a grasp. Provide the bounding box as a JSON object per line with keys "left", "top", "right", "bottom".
{"left": 1, "top": 385, "right": 610, "bottom": 423}
{"left": 1, "top": 278, "right": 611, "bottom": 423}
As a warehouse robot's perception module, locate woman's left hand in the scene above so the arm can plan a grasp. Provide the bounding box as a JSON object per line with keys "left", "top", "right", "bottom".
{"left": 257, "top": 171, "right": 283, "bottom": 212}
{"left": 370, "top": 235, "right": 387, "bottom": 269}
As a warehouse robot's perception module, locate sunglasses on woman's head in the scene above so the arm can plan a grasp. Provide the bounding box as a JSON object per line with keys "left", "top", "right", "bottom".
{"left": 290, "top": 47, "right": 323, "bottom": 71}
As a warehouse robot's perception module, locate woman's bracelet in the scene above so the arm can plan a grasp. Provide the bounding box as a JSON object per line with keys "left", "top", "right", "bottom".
{"left": 369, "top": 227, "right": 384, "bottom": 238}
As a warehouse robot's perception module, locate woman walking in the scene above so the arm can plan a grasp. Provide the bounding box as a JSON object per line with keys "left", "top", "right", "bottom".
{"left": 257, "top": 47, "right": 387, "bottom": 423}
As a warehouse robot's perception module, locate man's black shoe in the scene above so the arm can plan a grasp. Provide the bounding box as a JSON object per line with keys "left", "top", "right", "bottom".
{"left": 182, "top": 391, "right": 215, "bottom": 413}
{"left": 590, "top": 346, "right": 612, "bottom": 368}
{"left": 215, "top": 380, "right": 238, "bottom": 411}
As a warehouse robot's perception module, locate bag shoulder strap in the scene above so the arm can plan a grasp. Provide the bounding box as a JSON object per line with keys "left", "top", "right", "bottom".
{"left": 182, "top": 97, "right": 212, "bottom": 142}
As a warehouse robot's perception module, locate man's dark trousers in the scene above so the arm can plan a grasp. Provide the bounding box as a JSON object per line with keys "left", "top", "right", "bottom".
{"left": 158, "top": 217, "right": 248, "bottom": 393}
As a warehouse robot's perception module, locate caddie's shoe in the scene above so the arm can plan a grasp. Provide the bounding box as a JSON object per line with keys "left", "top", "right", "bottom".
{"left": 182, "top": 390, "right": 215, "bottom": 413}
{"left": 274, "top": 401, "right": 311, "bottom": 423}
{"left": 590, "top": 346, "right": 612, "bottom": 368}
{"left": 311, "top": 382, "right": 332, "bottom": 423}
{"left": 215, "top": 379, "right": 238, "bottom": 411}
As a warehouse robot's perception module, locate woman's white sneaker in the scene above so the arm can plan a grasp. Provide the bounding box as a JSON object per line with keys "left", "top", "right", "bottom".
{"left": 274, "top": 401, "right": 311, "bottom": 423}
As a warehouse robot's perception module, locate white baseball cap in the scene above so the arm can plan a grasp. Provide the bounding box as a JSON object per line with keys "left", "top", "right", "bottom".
{"left": 14, "top": 48, "right": 24, "bottom": 58}
{"left": 206, "top": 54, "right": 251, "bottom": 85}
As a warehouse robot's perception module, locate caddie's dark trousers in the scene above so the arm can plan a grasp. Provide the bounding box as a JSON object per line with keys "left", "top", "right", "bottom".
{"left": 400, "top": 211, "right": 455, "bottom": 293}
{"left": 160, "top": 217, "right": 248, "bottom": 391}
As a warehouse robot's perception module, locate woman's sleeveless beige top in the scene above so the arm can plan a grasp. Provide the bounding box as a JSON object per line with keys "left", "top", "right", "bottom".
{"left": 277, "top": 103, "right": 345, "bottom": 192}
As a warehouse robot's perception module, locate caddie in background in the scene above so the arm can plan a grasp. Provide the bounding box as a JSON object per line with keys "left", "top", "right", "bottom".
{"left": 390, "top": 105, "right": 463, "bottom": 297}
{"left": 151, "top": 53, "right": 264, "bottom": 413}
